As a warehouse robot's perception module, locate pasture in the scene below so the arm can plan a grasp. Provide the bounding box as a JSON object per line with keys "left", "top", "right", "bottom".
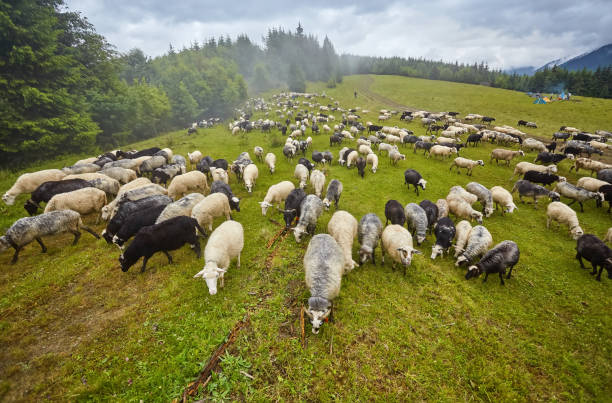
{"left": 1, "top": 74, "right": 611, "bottom": 401}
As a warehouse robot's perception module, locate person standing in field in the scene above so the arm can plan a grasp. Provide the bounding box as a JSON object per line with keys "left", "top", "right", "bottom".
{"left": 354, "top": 90, "right": 357, "bottom": 98}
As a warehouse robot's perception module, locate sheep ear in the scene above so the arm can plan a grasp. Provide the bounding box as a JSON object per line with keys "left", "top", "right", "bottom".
{"left": 193, "top": 268, "right": 206, "bottom": 278}
{"left": 411, "top": 249, "right": 422, "bottom": 255}
{"left": 304, "top": 308, "right": 314, "bottom": 319}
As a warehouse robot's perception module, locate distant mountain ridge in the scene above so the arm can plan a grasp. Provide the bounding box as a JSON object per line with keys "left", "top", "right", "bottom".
{"left": 537, "top": 43, "right": 612, "bottom": 72}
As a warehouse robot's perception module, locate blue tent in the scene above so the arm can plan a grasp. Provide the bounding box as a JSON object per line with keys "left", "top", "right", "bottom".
{"left": 533, "top": 98, "right": 547, "bottom": 104}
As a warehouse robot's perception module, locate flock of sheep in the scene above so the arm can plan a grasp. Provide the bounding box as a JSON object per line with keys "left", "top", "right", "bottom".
{"left": 1, "top": 91, "right": 612, "bottom": 335}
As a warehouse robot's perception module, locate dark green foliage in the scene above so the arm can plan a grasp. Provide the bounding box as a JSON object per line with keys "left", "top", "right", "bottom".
{"left": 287, "top": 63, "right": 306, "bottom": 93}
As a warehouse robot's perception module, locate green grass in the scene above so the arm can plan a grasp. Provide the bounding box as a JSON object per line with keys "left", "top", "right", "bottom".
{"left": 1, "top": 74, "right": 611, "bottom": 401}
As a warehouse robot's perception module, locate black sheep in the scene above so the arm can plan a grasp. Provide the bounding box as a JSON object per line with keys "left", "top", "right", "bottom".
{"left": 322, "top": 151, "right": 333, "bottom": 165}
{"left": 341, "top": 148, "right": 355, "bottom": 165}
{"left": 413, "top": 141, "right": 433, "bottom": 155}
{"left": 466, "top": 133, "right": 483, "bottom": 146}
{"left": 545, "top": 142, "right": 557, "bottom": 152}
{"left": 24, "top": 179, "right": 91, "bottom": 215}
{"left": 312, "top": 151, "right": 325, "bottom": 164}
{"left": 563, "top": 146, "right": 582, "bottom": 156}
{"left": 102, "top": 195, "right": 172, "bottom": 244}
{"left": 281, "top": 188, "right": 306, "bottom": 228}
{"left": 534, "top": 152, "right": 567, "bottom": 164}
{"left": 599, "top": 184, "right": 612, "bottom": 213}
{"left": 403, "top": 135, "right": 420, "bottom": 145}
{"left": 210, "top": 181, "right": 241, "bottom": 211}
{"left": 119, "top": 216, "right": 204, "bottom": 273}
{"left": 552, "top": 132, "right": 570, "bottom": 141}
{"left": 404, "top": 169, "right": 427, "bottom": 196}
{"left": 329, "top": 134, "right": 343, "bottom": 146}
{"left": 465, "top": 240, "right": 520, "bottom": 285}
{"left": 113, "top": 204, "right": 166, "bottom": 247}
{"left": 575, "top": 234, "right": 612, "bottom": 281}
{"left": 298, "top": 158, "right": 314, "bottom": 172}
{"left": 384, "top": 200, "right": 406, "bottom": 226}
{"left": 597, "top": 169, "right": 612, "bottom": 183}
{"left": 356, "top": 157, "right": 366, "bottom": 178}
{"left": 118, "top": 147, "right": 161, "bottom": 159}
{"left": 431, "top": 217, "right": 456, "bottom": 259}
{"left": 196, "top": 159, "right": 211, "bottom": 174}
{"left": 523, "top": 171, "right": 562, "bottom": 187}
{"left": 419, "top": 200, "right": 439, "bottom": 233}
{"left": 211, "top": 159, "right": 228, "bottom": 171}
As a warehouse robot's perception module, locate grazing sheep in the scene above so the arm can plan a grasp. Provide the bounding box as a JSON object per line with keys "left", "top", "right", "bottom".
{"left": 378, "top": 142, "right": 398, "bottom": 156}
{"left": 453, "top": 220, "right": 473, "bottom": 258}
{"left": 447, "top": 186, "right": 478, "bottom": 205}
{"left": 322, "top": 151, "right": 334, "bottom": 165}
{"left": 188, "top": 151, "right": 204, "bottom": 166}
{"left": 168, "top": 171, "right": 209, "bottom": 200}
{"left": 436, "top": 199, "right": 449, "bottom": 219}
{"left": 102, "top": 159, "right": 141, "bottom": 173}
{"left": 346, "top": 150, "right": 360, "bottom": 168}
{"left": 104, "top": 183, "right": 167, "bottom": 221}
{"left": 404, "top": 169, "right": 427, "bottom": 195}
{"left": 465, "top": 241, "right": 520, "bottom": 285}
{"left": 490, "top": 149, "right": 524, "bottom": 166}
{"left": 448, "top": 197, "right": 483, "bottom": 224}
{"left": 139, "top": 156, "right": 167, "bottom": 176}
{"left": 358, "top": 144, "right": 373, "bottom": 155}
{"left": 597, "top": 169, "right": 612, "bottom": 183}
{"left": 62, "top": 163, "right": 101, "bottom": 175}
{"left": 431, "top": 217, "right": 456, "bottom": 259}
{"left": 385, "top": 200, "right": 406, "bottom": 226}
{"left": 404, "top": 203, "right": 428, "bottom": 245}
{"left": 191, "top": 193, "right": 232, "bottom": 234}
{"left": 576, "top": 177, "right": 609, "bottom": 192}
{"left": 152, "top": 164, "right": 184, "bottom": 186}
{"left": 155, "top": 193, "right": 205, "bottom": 224}
{"left": 570, "top": 158, "right": 611, "bottom": 176}
{"left": 3, "top": 169, "right": 66, "bottom": 205}
{"left": 240, "top": 164, "right": 257, "bottom": 193}
{"left": 294, "top": 163, "right": 309, "bottom": 189}
{"left": 366, "top": 153, "right": 379, "bottom": 173}
{"left": 523, "top": 171, "right": 565, "bottom": 187}
{"left": 265, "top": 152, "right": 276, "bottom": 174}
{"left": 575, "top": 234, "right": 612, "bottom": 281}
{"left": 546, "top": 202, "right": 584, "bottom": 240}
{"left": 0, "top": 210, "right": 100, "bottom": 264}
{"left": 490, "top": 186, "right": 517, "bottom": 214}
{"left": 193, "top": 220, "right": 244, "bottom": 295}
{"left": 303, "top": 234, "right": 344, "bottom": 334}
{"left": 281, "top": 188, "right": 307, "bottom": 228}
{"left": 358, "top": 213, "right": 383, "bottom": 265}
{"left": 102, "top": 194, "right": 172, "bottom": 243}
{"left": 553, "top": 181, "right": 603, "bottom": 212}
{"left": 455, "top": 225, "right": 493, "bottom": 266}
{"left": 512, "top": 162, "right": 557, "bottom": 179}
{"left": 113, "top": 204, "right": 167, "bottom": 247}
{"left": 119, "top": 216, "right": 203, "bottom": 273}
{"left": 534, "top": 152, "right": 569, "bottom": 165}
{"left": 522, "top": 138, "right": 547, "bottom": 153}
{"left": 99, "top": 167, "right": 137, "bottom": 184}
{"left": 428, "top": 145, "right": 457, "bottom": 159}
{"left": 259, "top": 181, "right": 295, "bottom": 215}
{"left": 293, "top": 195, "right": 324, "bottom": 243}
{"left": 450, "top": 157, "right": 484, "bottom": 176}
{"left": 419, "top": 200, "right": 439, "bottom": 233}
{"left": 466, "top": 182, "right": 494, "bottom": 217}
{"left": 210, "top": 181, "right": 240, "bottom": 212}
{"left": 389, "top": 150, "right": 406, "bottom": 165}
{"left": 44, "top": 187, "right": 107, "bottom": 224}
{"left": 254, "top": 146, "right": 264, "bottom": 162}
{"left": 298, "top": 157, "right": 314, "bottom": 172}
{"left": 310, "top": 169, "right": 326, "bottom": 197}
{"left": 381, "top": 225, "right": 421, "bottom": 274}
{"left": 511, "top": 180, "right": 560, "bottom": 207}
{"left": 328, "top": 211, "right": 359, "bottom": 273}
{"left": 24, "top": 179, "right": 92, "bottom": 216}
{"left": 283, "top": 145, "right": 297, "bottom": 160}
{"left": 323, "top": 179, "right": 343, "bottom": 210}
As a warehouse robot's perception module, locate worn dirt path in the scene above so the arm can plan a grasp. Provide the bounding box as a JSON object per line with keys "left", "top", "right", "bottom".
{"left": 353, "top": 75, "right": 417, "bottom": 112}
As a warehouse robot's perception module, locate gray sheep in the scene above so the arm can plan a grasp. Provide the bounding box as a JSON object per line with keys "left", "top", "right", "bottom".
{"left": 404, "top": 203, "right": 428, "bottom": 245}
{"left": 553, "top": 181, "right": 604, "bottom": 212}
{"left": 455, "top": 225, "right": 493, "bottom": 266}
{"left": 466, "top": 182, "right": 494, "bottom": 217}
{"left": 323, "top": 179, "right": 343, "bottom": 210}
{"left": 293, "top": 195, "right": 324, "bottom": 243}
{"left": 511, "top": 180, "right": 560, "bottom": 207}
{"left": 465, "top": 240, "right": 520, "bottom": 285}
{"left": 358, "top": 213, "right": 383, "bottom": 265}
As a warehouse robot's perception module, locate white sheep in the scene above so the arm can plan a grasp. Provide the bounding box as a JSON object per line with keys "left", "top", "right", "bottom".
{"left": 193, "top": 220, "right": 244, "bottom": 295}
{"left": 243, "top": 164, "right": 258, "bottom": 193}
{"left": 570, "top": 158, "right": 612, "bottom": 176}
{"left": 448, "top": 198, "right": 483, "bottom": 224}
{"left": 436, "top": 199, "right": 449, "bottom": 219}
{"left": 265, "top": 152, "right": 276, "bottom": 174}
{"left": 44, "top": 187, "right": 107, "bottom": 224}
{"left": 512, "top": 162, "right": 557, "bottom": 178}
{"left": 575, "top": 177, "right": 609, "bottom": 192}
{"left": 490, "top": 149, "right": 525, "bottom": 166}
{"left": 99, "top": 167, "right": 137, "bottom": 184}
{"left": 358, "top": 144, "right": 373, "bottom": 155}
{"left": 75, "top": 157, "right": 97, "bottom": 165}
{"left": 366, "top": 153, "right": 379, "bottom": 173}
{"left": 356, "top": 138, "right": 371, "bottom": 147}
{"left": 522, "top": 138, "right": 547, "bottom": 152}
{"left": 546, "top": 201, "right": 584, "bottom": 240}
{"left": 450, "top": 157, "right": 485, "bottom": 176}
{"left": 210, "top": 168, "right": 229, "bottom": 184}
{"left": 389, "top": 150, "right": 406, "bottom": 165}
{"left": 346, "top": 150, "right": 360, "bottom": 167}
{"left": 3, "top": 169, "right": 66, "bottom": 205}
{"left": 294, "top": 163, "right": 309, "bottom": 189}
{"left": 310, "top": 169, "right": 326, "bottom": 197}
{"left": 604, "top": 227, "right": 612, "bottom": 244}
{"left": 453, "top": 220, "right": 472, "bottom": 257}
{"left": 428, "top": 145, "right": 457, "bottom": 159}
{"left": 191, "top": 192, "right": 232, "bottom": 234}
{"left": 259, "top": 181, "right": 295, "bottom": 215}
{"left": 378, "top": 143, "right": 398, "bottom": 155}
{"left": 381, "top": 224, "right": 421, "bottom": 273}
{"left": 490, "top": 186, "right": 518, "bottom": 215}
{"left": 188, "top": 151, "right": 204, "bottom": 165}
{"left": 589, "top": 140, "right": 611, "bottom": 151}
{"left": 168, "top": 171, "right": 209, "bottom": 200}
{"left": 455, "top": 225, "right": 493, "bottom": 266}
{"left": 155, "top": 193, "right": 205, "bottom": 224}
{"left": 327, "top": 210, "right": 358, "bottom": 274}
{"left": 447, "top": 186, "right": 478, "bottom": 205}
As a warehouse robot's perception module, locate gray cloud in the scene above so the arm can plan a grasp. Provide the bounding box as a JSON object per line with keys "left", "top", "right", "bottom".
{"left": 65, "top": 0, "right": 612, "bottom": 69}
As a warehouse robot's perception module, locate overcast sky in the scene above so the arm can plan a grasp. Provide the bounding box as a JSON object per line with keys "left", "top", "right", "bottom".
{"left": 64, "top": 0, "right": 612, "bottom": 70}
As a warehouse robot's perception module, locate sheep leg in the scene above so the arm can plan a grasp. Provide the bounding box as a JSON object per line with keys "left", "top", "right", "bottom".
{"left": 579, "top": 202, "right": 584, "bottom": 212}
{"left": 506, "top": 266, "right": 514, "bottom": 279}
{"left": 163, "top": 251, "right": 173, "bottom": 264}
{"left": 140, "top": 256, "right": 149, "bottom": 272}
{"left": 36, "top": 237, "right": 47, "bottom": 252}
{"left": 498, "top": 270, "right": 505, "bottom": 285}
{"left": 192, "top": 240, "right": 201, "bottom": 258}
{"left": 590, "top": 263, "right": 598, "bottom": 276}
{"left": 10, "top": 247, "right": 22, "bottom": 264}
{"left": 483, "top": 272, "right": 489, "bottom": 282}
{"left": 596, "top": 266, "right": 603, "bottom": 281}
{"left": 575, "top": 254, "right": 585, "bottom": 269}
{"left": 71, "top": 230, "right": 81, "bottom": 245}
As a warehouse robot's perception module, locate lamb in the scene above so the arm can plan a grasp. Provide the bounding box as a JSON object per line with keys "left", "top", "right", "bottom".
{"left": 103, "top": 183, "right": 167, "bottom": 221}
{"left": 0, "top": 210, "right": 99, "bottom": 264}
{"left": 466, "top": 182, "right": 494, "bottom": 217}
{"left": 358, "top": 213, "right": 383, "bottom": 265}
{"left": 453, "top": 220, "right": 473, "bottom": 258}
{"left": 512, "top": 162, "right": 557, "bottom": 178}
{"left": 292, "top": 195, "right": 324, "bottom": 243}
{"left": 404, "top": 169, "right": 427, "bottom": 196}
{"left": 281, "top": 188, "right": 306, "bottom": 227}
{"left": 553, "top": 181, "right": 603, "bottom": 212}
{"left": 404, "top": 203, "right": 428, "bottom": 245}
{"left": 44, "top": 187, "right": 107, "bottom": 224}
{"left": 436, "top": 199, "right": 449, "bottom": 219}
{"left": 328, "top": 211, "right": 359, "bottom": 273}
{"left": 265, "top": 152, "right": 276, "bottom": 174}
{"left": 381, "top": 225, "right": 421, "bottom": 274}
{"left": 465, "top": 241, "right": 520, "bottom": 285}
{"left": 450, "top": 157, "right": 484, "bottom": 176}
{"left": 102, "top": 194, "right": 172, "bottom": 243}
{"left": 490, "top": 186, "right": 517, "bottom": 214}
{"left": 490, "top": 149, "right": 525, "bottom": 166}
{"left": 521, "top": 138, "right": 547, "bottom": 152}
{"left": 241, "top": 164, "right": 258, "bottom": 193}
{"left": 310, "top": 169, "right": 326, "bottom": 197}
{"left": 294, "top": 163, "right": 309, "bottom": 189}
{"left": 119, "top": 216, "right": 203, "bottom": 273}
{"left": 112, "top": 204, "right": 167, "bottom": 247}
{"left": 191, "top": 193, "right": 232, "bottom": 234}
{"left": 576, "top": 177, "right": 610, "bottom": 192}
{"left": 570, "top": 158, "right": 611, "bottom": 176}
{"left": 24, "top": 179, "right": 91, "bottom": 216}
{"left": 575, "top": 234, "right": 612, "bottom": 281}
{"left": 139, "top": 156, "right": 167, "bottom": 176}
{"left": 3, "top": 169, "right": 66, "bottom": 205}
{"left": 193, "top": 220, "right": 244, "bottom": 295}
{"left": 168, "top": 171, "right": 209, "bottom": 200}
{"left": 389, "top": 149, "right": 406, "bottom": 165}
{"left": 187, "top": 151, "right": 204, "bottom": 166}
{"left": 431, "top": 217, "right": 456, "bottom": 259}
{"left": 303, "top": 234, "right": 344, "bottom": 334}
{"left": 428, "top": 145, "right": 457, "bottom": 159}
{"left": 546, "top": 202, "right": 584, "bottom": 240}
{"left": 323, "top": 179, "right": 343, "bottom": 210}
{"left": 419, "top": 200, "right": 439, "bottom": 233}
{"left": 512, "top": 180, "right": 560, "bottom": 207}
{"left": 455, "top": 225, "right": 493, "bottom": 266}
{"left": 366, "top": 153, "right": 379, "bottom": 173}
{"left": 523, "top": 171, "right": 565, "bottom": 187}
{"left": 259, "top": 181, "right": 295, "bottom": 215}
{"left": 154, "top": 193, "right": 205, "bottom": 224}
{"left": 254, "top": 146, "right": 264, "bottom": 162}
{"left": 62, "top": 163, "right": 101, "bottom": 175}
{"left": 385, "top": 199, "right": 406, "bottom": 226}
{"left": 99, "top": 167, "right": 137, "bottom": 184}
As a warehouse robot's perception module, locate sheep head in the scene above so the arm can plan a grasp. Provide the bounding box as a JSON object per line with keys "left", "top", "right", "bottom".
{"left": 193, "top": 262, "right": 226, "bottom": 295}
{"left": 418, "top": 179, "right": 427, "bottom": 190}
{"left": 305, "top": 297, "right": 332, "bottom": 334}
{"left": 570, "top": 226, "right": 584, "bottom": 241}
{"left": 397, "top": 247, "right": 421, "bottom": 266}
{"left": 359, "top": 245, "right": 373, "bottom": 265}
{"left": 2, "top": 193, "right": 16, "bottom": 206}
{"left": 430, "top": 244, "right": 444, "bottom": 260}
{"left": 292, "top": 226, "right": 307, "bottom": 243}
{"left": 465, "top": 265, "right": 482, "bottom": 280}
{"left": 471, "top": 211, "right": 484, "bottom": 224}
{"left": 259, "top": 201, "right": 272, "bottom": 215}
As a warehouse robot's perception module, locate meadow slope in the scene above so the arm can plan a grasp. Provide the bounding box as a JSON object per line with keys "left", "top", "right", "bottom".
{"left": 0, "top": 74, "right": 611, "bottom": 401}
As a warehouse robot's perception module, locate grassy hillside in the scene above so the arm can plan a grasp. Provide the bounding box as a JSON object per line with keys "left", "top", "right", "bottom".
{"left": 1, "top": 75, "right": 611, "bottom": 401}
